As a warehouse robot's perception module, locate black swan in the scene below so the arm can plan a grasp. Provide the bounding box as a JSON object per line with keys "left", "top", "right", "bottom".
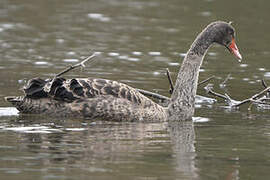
{"left": 5, "top": 21, "right": 242, "bottom": 121}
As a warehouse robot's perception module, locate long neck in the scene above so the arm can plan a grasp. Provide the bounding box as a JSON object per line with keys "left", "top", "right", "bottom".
{"left": 168, "top": 29, "right": 214, "bottom": 120}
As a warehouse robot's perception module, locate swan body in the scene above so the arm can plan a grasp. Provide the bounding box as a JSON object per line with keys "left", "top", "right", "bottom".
{"left": 6, "top": 78, "right": 167, "bottom": 121}
{"left": 5, "top": 21, "right": 242, "bottom": 121}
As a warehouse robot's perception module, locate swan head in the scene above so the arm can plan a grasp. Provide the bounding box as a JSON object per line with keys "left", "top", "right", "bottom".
{"left": 208, "top": 21, "right": 242, "bottom": 61}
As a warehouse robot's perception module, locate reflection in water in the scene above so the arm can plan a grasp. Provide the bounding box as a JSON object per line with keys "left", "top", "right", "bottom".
{"left": 168, "top": 121, "right": 197, "bottom": 179}
{"left": 0, "top": 116, "right": 198, "bottom": 179}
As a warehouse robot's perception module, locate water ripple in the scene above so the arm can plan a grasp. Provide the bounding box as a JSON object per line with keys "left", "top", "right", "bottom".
{"left": 87, "top": 13, "right": 111, "bottom": 22}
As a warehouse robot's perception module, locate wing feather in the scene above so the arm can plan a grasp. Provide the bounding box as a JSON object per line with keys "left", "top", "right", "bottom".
{"left": 23, "top": 77, "right": 149, "bottom": 106}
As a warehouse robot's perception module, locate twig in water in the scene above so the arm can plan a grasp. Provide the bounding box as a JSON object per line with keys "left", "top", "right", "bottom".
{"left": 166, "top": 68, "right": 174, "bottom": 94}
{"left": 205, "top": 82, "right": 270, "bottom": 109}
{"left": 44, "top": 52, "right": 99, "bottom": 93}
{"left": 262, "top": 79, "right": 267, "bottom": 88}
{"left": 56, "top": 52, "right": 99, "bottom": 78}
{"left": 136, "top": 88, "right": 169, "bottom": 102}
{"left": 204, "top": 84, "right": 228, "bottom": 100}
{"left": 261, "top": 79, "right": 270, "bottom": 97}
{"left": 198, "top": 76, "right": 215, "bottom": 86}
{"left": 220, "top": 74, "right": 231, "bottom": 88}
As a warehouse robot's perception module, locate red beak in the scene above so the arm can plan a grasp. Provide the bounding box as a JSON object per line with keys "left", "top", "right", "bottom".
{"left": 229, "top": 38, "right": 242, "bottom": 61}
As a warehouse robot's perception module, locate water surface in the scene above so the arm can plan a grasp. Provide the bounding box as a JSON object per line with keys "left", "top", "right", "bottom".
{"left": 0, "top": 0, "right": 270, "bottom": 179}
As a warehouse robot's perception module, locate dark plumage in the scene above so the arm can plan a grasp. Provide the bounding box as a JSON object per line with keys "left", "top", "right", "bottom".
{"left": 5, "top": 21, "right": 242, "bottom": 121}
{"left": 6, "top": 77, "right": 165, "bottom": 121}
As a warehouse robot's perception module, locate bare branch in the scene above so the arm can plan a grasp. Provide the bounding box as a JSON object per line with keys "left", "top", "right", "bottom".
{"left": 204, "top": 84, "right": 228, "bottom": 99}
{"left": 136, "top": 88, "right": 169, "bottom": 101}
{"left": 251, "top": 86, "right": 270, "bottom": 99}
{"left": 166, "top": 68, "right": 174, "bottom": 94}
{"left": 205, "top": 81, "right": 270, "bottom": 109}
{"left": 262, "top": 79, "right": 267, "bottom": 88}
{"left": 44, "top": 52, "right": 99, "bottom": 93}
{"left": 198, "top": 76, "right": 215, "bottom": 86}
{"left": 56, "top": 52, "right": 99, "bottom": 78}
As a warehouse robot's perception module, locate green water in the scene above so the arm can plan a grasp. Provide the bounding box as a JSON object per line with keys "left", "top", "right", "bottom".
{"left": 0, "top": 0, "right": 270, "bottom": 179}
